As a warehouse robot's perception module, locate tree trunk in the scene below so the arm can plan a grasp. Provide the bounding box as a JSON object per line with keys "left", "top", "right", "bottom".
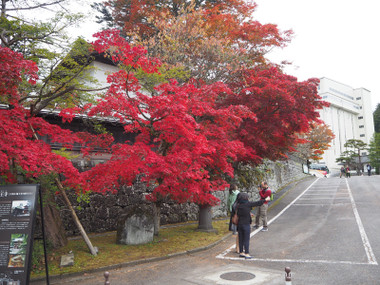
{"left": 198, "top": 204, "right": 216, "bottom": 232}
{"left": 153, "top": 202, "right": 161, "bottom": 236}
{"left": 40, "top": 189, "right": 68, "bottom": 248}
{"left": 55, "top": 178, "right": 98, "bottom": 256}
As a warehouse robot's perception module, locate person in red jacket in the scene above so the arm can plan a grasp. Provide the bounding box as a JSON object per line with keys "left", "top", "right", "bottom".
{"left": 253, "top": 181, "right": 272, "bottom": 232}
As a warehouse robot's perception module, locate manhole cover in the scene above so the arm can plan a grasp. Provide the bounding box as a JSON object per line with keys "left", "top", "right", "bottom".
{"left": 220, "top": 271, "right": 256, "bottom": 281}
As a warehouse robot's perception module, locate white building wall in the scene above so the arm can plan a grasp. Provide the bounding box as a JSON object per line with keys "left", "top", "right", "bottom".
{"left": 353, "top": 88, "right": 374, "bottom": 147}
{"left": 317, "top": 78, "right": 374, "bottom": 169}
{"left": 88, "top": 61, "right": 119, "bottom": 88}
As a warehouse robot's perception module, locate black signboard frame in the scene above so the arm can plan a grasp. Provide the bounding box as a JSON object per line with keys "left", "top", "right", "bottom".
{"left": 0, "top": 184, "right": 39, "bottom": 285}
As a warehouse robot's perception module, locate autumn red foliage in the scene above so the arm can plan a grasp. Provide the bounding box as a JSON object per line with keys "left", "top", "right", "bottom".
{"left": 103, "top": 0, "right": 260, "bottom": 37}
{"left": 0, "top": 47, "right": 112, "bottom": 190}
{"left": 1, "top": 27, "right": 326, "bottom": 210}
{"left": 224, "top": 67, "right": 328, "bottom": 162}
{"left": 297, "top": 122, "right": 335, "bottom": 161}
{"left": 76, "top": 30, "right": 255, "bottom": 205}
{"left": 72, "top": 30, "right": 325, "bottom": 207}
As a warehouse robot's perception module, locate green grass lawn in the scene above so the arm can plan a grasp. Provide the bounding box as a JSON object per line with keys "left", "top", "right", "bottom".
{"left": 31, "top": 219, "right": 230, "bottom": 279}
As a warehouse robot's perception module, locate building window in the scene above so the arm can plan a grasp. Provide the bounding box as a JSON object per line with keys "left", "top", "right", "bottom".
{"left": 329, "top": 87, "right": 354, "bottom": 100}
{"left": 362, "top": 152, "right": 367, "bottom": 156}
{"left": 358, "top": 116, "right": 363, "bottom": 119}
{"left": 360, "top": 134, "right": 365, "bottom": 137}
{"left": 359, "top": 125, "right": 364, "bottom": 128}
{"left": 356, "top": 97, "right": 361, "bottom": 100}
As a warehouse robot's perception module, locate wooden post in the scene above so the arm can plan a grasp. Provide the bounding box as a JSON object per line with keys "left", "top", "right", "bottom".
{"left": 55, "top": 178, "right": 98, "bottom": 256}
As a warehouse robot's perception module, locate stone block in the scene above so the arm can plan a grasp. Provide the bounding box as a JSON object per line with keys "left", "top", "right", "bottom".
{"left": 116, "top": 204, "right": 154, "bottom": 245}
{"left": 60, "top": 252, "right": 74, "bottom": 267}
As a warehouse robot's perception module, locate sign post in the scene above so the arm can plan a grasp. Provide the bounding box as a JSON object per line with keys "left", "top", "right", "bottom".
{"left": 0, "top": 184, "right": 39, "bottom": 285}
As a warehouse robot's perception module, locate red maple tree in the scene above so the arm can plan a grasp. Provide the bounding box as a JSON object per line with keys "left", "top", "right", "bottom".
{"left": 223, "top": 67, "right": 328, "bottom": 162}
{"left": 61, "top": 30, "right": 254, "bottom": 231}
{"left": 66, "top": 30, "right": 325, "bottom": 232}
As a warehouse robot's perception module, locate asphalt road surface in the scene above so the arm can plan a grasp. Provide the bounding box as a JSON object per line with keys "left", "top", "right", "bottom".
{"left": 218, "top": 175, "right": 380, "bottom": 284}
{"left": 34, "top": 175, "right": 380, "bottom": 285}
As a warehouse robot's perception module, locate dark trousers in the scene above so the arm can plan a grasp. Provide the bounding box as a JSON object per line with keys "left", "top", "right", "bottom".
{"left": 238, "top": 224, "right": 251, "bottom": 254}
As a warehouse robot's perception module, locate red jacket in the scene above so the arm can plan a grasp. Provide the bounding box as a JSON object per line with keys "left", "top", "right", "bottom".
{"left": 259, "top": 188, "right": 272, "bottom": 204}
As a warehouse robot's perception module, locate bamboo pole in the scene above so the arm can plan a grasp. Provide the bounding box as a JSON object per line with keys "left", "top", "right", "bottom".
{"left": 55, "top": 178, "right": 97, "bottom": 256}
{"left": 28, "top": 122, "right": 97, "bottom": 255}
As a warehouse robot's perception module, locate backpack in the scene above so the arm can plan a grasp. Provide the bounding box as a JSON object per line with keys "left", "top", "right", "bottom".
{"left": 269, "top": 189, "right": 275, "bottom": 201}
{"left": 261, "top": 187, "right": 274, "bottom": 202}
{"left": 231, "top": 212, "right": 239, "bottom": 225}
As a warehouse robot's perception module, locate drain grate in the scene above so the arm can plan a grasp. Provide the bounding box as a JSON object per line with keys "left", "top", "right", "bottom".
{"left": 220, "top": 271, "right": 256, "bottom": 281}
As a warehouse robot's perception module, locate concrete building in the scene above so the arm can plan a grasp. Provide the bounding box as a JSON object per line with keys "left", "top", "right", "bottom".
{"left": 317, "top": 77, "right": 375, "bottom": 169}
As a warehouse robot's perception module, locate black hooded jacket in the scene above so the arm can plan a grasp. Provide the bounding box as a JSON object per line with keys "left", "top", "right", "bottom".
{"left": 236, "top": 199, "right": 264, "bottom": 225}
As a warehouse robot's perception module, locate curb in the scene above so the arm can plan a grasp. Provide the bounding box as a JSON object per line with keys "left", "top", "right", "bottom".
{"left": 30, "top": 232, "right": 233, "bottom": 284}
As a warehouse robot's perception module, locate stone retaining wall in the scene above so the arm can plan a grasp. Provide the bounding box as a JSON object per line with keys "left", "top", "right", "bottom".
{"left": 59, "top": 155, "right": 308, "bottom": 236}
{"left": 212, "top": 154, "right": 307, "bottom": 218}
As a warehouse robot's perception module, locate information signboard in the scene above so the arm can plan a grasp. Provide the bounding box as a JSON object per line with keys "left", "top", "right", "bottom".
{"left": 0, "top": 184, "right": 39, "bottom": 285}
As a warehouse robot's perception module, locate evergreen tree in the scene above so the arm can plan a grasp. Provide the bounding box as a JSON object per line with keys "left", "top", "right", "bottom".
{"left": 369, "top": 133, "right": 380, "bottom": 174}
{"left": 337, "top": 139, "right": 368, "bottom": 175}
{"left": 373, "top": 103, "right": 380, "bottom": 133}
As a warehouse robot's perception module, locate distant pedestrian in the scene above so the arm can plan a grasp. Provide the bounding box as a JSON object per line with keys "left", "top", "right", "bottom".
{"left": 367, "top": 164, "right": 372, "bottom": 176}
{"left": 228, "top": 184, "right": 240, "bottom": 235}
{"left": 228, "top": 184, "right": 240, "bottom": 215}
{"left": 230, "top": 192, "right": 242, "bottom": 253}
{"left": 340, "top": 166, "right": 346, "bottom": 178}
{"left": 253, "top": 181, "right": 272, "bottom": 232}
{"left": 346, "top": 166, "right": 351, "bottom": 178}
{"left": 236, "top": 193, "right": 267, "bottom": 259}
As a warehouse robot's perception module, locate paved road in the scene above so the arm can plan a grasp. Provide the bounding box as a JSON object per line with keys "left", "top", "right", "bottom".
{"left": 33, "top": 175, "right": 380, "bottom": 284}
{"left": 218, "top": 175, "right": 380, "bottom": 284}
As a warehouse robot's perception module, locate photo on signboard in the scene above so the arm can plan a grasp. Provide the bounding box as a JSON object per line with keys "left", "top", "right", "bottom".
{"left": 8, "top": 234, "right": 28, "bottom": 267}
{"left": 9, "top": 233, "right": 28, "bottom": 255}
{"left": 8, "top": 254, "right": 26, "bottom": 268}
{"left": 11, "top": 200, "right": 31, "bottom": 217}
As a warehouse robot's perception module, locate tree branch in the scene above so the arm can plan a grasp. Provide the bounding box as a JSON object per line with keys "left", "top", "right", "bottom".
{"left": 6, "top": 0, "right": 66, "bottom": 12}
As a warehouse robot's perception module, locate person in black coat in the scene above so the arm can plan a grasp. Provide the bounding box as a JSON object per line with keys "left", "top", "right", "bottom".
{"left": 236, "top": 192, "right": 268, "bottom": 259}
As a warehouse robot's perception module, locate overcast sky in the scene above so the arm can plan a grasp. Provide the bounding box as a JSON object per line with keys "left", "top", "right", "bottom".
{"left": 72, "top": 0, "right": 380, "bottom": 111}
{"left": 253, "top": 0, "right": 380, "bottom": 111}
